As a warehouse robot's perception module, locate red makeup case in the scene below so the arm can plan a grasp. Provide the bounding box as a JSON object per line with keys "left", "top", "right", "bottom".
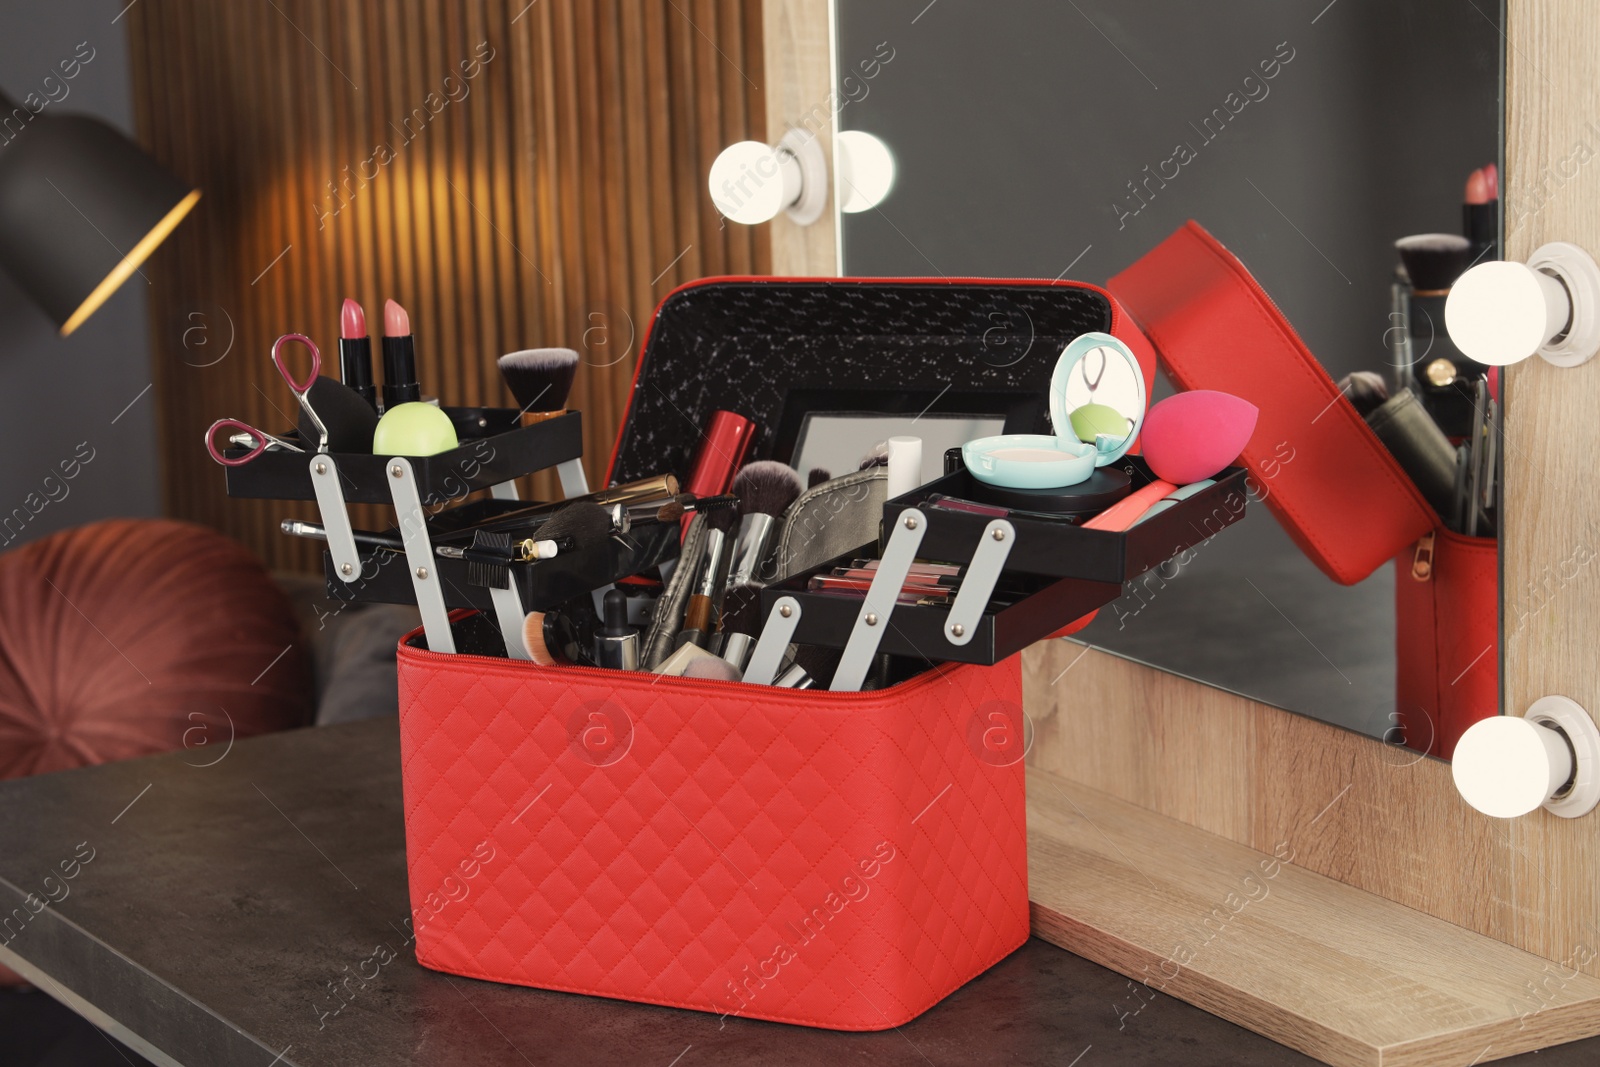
{"left": 393, "top": 277, "right": 1168, "bottom": 1029}
{"left": 1107, "top": 222, "right": 1497, "bottom": 752}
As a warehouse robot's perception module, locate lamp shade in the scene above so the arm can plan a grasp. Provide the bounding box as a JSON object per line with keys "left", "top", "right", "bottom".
{"left": 0, "top": 93, "right": 198, "bottom": 335}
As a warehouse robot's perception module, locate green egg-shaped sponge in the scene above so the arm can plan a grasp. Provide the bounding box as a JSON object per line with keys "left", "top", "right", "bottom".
{"left": 372, "top": 402, "right": 459, "bottom": 457}
{"left": 1069, "top": 402, "right": 1129, "bottom": 444}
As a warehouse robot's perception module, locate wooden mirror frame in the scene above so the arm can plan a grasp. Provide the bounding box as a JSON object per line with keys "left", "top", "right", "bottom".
{"left": 765, "top": 1, "right": 1600, "bottom": 1059}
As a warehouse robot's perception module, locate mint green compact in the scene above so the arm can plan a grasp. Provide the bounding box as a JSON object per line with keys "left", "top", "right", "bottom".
{"left": 962, "top": 332, "right": 1146, "bottom": 489}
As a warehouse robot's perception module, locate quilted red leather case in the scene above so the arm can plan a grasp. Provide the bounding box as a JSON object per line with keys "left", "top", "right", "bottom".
{"left": 396, "top": 637, "right": 1029, "bottom": 1029}
{"left": 392, "top": 277, "right": 1159, "bottom": 1029}
{"left": 1108, "top": 221, "right": 1437, "bottom": 585}
{"left": 1394, "top": 529, "right": 1498, "bottom": 759}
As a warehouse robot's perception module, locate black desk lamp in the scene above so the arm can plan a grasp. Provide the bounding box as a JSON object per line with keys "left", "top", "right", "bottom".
{"left": 0, "top": 89, "right": 199, "bottom": 336}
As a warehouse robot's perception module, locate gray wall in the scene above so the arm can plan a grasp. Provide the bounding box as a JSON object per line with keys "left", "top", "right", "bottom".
{"left": 837, "top": 0, "right": 1499, "bottom": 737}
{"left": 0, "top": 0, "right": 160, "bottom": 549}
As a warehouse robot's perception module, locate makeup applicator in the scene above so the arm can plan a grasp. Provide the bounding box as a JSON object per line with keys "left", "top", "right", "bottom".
{"left": 1086, "top": 390, "right": 1257, "bottom": 531}
{"left": 498, "top": 348, "right": 579, "bottom": 424}
{"left": 298, "top": 377, "right": 380, "bottom": 453}
{"left": 679, "top": 501, "right": 740, "bottom": 648}
{"left": 726, "top": 461, "right": 803, "bottom": 589}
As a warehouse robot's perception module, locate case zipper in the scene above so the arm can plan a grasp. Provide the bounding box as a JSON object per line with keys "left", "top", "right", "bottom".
{"left": 1411, "top": 531, "right": 1436, "bottom": 581}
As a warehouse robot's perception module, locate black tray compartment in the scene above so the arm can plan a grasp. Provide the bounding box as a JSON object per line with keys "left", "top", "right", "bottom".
{"left": 761, "top": 548, "right": 1121, "bottom": 667}
{"left": 321, "top": 513, "right": 678, "bottom": 613}
{"left": 884, "top": 458, "right": 1249, "bottom": 582}
{"left": 224, "top": 408, "right": 583, "bottom": 507}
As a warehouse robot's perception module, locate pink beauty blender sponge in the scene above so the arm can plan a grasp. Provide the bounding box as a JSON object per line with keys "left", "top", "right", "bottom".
{"left": 1139, "top": 390, "right": 1259, "bottom": 484}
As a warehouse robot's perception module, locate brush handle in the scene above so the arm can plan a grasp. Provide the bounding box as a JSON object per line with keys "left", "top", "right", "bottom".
{"left": 683, "top": 594, "right": 713, "bottom": 636}
{"left": 725, "top": 513, "right": 777, "bottom": 589}
{"left": 1082, "top": 480, "right": 1178, "bottom": 532}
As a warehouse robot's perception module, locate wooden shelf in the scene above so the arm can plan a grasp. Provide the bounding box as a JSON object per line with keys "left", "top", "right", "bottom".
{"left": 1027, "top": 767, "right": 1600, "bottom": 1067}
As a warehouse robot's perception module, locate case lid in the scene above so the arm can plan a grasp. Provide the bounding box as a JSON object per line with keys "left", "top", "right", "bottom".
{"left": 605, "top": 277, "right": 1158, "bottom": 489}
{"left": 1107, "top": 221, "right": 1437, "bottom": 586}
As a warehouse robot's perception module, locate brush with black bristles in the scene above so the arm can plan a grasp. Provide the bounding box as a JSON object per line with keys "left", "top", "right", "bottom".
{"left": 451, "top": 501, "right": 617, "bottom": 587}
{"left": 725, "top": 461, "right": 804, "bottom": 589}
{"left": 677, "top": 501, "right": 740, "bottom": 649}
{"left": 1394, "top": 234, "right": 1473, "bottom": 295}
{"left": 622, "top": 493, "right": 738, "bottom": 530}
{"left": 497, "top": 347, "right": 579, "bottom": 424}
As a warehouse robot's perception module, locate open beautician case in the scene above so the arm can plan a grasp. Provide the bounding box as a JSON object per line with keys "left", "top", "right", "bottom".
{"left": 212, "top": 278, "right": 1251, "bottom": 1028}
{"left": 607, "top": 278, "right": 1250, "bottom": 678}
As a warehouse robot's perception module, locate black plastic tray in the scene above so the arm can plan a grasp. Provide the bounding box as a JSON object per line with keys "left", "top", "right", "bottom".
{"left": 883, "top": 458, "right": 1249, "bottom": 582}
{"left": 761, "top": 547, "right": 1122, "bottom": 667}
{"left": 223, "top": 408, "right": 583, "bottom": 507}
{"left": 320, "top": 515, "right": 678, "bottom": 613}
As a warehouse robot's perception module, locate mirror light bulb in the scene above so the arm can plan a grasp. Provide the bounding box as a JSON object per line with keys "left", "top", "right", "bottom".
{"left": 837, "top": 130, "right": 896, "bottom": 214}
{"left": 1446, "top": 261, "right": 1571, "bottom": 367}
{"left": 708, "top": 141, "right": 802, "bottom": 225}
{"left": 1452, "top": 715, "right": 1573, "bottom": 818}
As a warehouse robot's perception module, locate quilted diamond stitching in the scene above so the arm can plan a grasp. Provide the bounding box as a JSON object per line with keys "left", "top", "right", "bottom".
{"left": 396, "top": 643, "right": 1028, "bottom": 1031}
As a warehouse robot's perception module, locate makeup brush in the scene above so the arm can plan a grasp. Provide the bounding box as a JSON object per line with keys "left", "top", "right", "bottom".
{"left": 1337, "top": 370, "right": 1390, "bottom": 418}
{"left": 623, "top": 493, "right": 738, "bottom": 530}
{"left": 716, "top": 583, "right": 765, "bottom": 673}
{"left": 381, "top": 298, "right": 421, "bottom": 408}
{"left": 808, "top": 467, "right": 831, "bottom": 489}
{"left": 725, "top": 461, "right": 803, "bottom": 589}
{"left": 679, "top": 502, "right": 740, "bottom": 648}
{"left": 498, "top": 348, "right": 579, "bottom": 424}
{"left": 858, "top": 442, "right": 889, "bottom": 470}
{"left": 430, "top": 475, "right": 681, "bottom": 543}
{"left": 521, "top": 595, "right": 599, "bottom": 667}
{"left": 533, "top": 500, "right": 618, "bottom": 546}
{"left": 1395, "top": 234, "right": 1474, "bottom": 295}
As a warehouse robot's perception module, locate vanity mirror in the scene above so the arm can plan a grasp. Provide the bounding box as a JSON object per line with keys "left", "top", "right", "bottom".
{"left": 836, "top": 0, "right": 1503, "bottom": 744}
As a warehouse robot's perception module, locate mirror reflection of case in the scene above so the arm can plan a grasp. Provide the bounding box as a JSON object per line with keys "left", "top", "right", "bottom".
{"left": 961, "top": 331, "right": 1147, "bottom": 490}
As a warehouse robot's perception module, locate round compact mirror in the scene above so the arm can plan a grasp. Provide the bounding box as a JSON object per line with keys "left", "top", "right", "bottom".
{"left": 962, "top": 332, "right": 1147, "bottom": 490}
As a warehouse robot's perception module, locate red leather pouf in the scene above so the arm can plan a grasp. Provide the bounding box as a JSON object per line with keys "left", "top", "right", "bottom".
{"left": 0, "top": 519, "right": 314, "bottom": 779}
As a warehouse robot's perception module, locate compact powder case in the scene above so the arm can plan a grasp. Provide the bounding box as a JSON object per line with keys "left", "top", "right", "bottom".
{"left": 961, "top": 331, "right": 1147, "bottom": 490}
{"left": 970, "top": 466, "right": 1132, "bottom": 514}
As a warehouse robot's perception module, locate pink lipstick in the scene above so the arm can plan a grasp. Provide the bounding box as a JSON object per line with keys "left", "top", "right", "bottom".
{"left": 381, "top": 298, "right": 420, "bottom": 408}
{"left": 338, "top": 298, "right": 377, "bottom": 410}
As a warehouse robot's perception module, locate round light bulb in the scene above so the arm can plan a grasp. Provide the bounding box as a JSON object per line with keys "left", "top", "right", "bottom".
{"left": 1452, "top": 715, "right": 1574, "bottom": 818}
{"left": 1445, "top": 261, "right": 1571, "bottom": 367}
{"left": 707, "top": 141, "right": 802, "bottom": 225}
{"left": 837, "top": 130, "right": 896, "bottom": 214}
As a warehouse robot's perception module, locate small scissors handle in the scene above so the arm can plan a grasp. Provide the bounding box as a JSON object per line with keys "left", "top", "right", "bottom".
{"left": 271, "top": 333, "right": 321, "bottom": 395}
{"left": 204, "top": 418, "right": 302, "bottom": 466}
{"left": 206, "top": 419, "right": 268, "bottom": 466}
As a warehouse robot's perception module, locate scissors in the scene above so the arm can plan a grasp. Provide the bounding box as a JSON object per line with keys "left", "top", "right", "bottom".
{"left": 204, "top": 418, "right": 303, "bottom": 466}
{"left": 272, "top": 332, "right": 329, "bottom": 452}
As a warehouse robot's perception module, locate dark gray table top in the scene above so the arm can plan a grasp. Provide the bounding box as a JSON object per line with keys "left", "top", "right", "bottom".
{"left": 0, "top": 718, "right": 1595, "bottom": 1067}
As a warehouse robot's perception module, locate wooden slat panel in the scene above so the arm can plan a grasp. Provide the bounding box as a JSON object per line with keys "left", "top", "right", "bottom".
{"left": 128, "top": 0, "right": 768, "bottom": 570}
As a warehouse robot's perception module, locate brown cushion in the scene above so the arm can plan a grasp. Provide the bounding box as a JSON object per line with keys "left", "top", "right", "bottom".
{"left": 0, "top": 520, "right": 313, "bottom": 778}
